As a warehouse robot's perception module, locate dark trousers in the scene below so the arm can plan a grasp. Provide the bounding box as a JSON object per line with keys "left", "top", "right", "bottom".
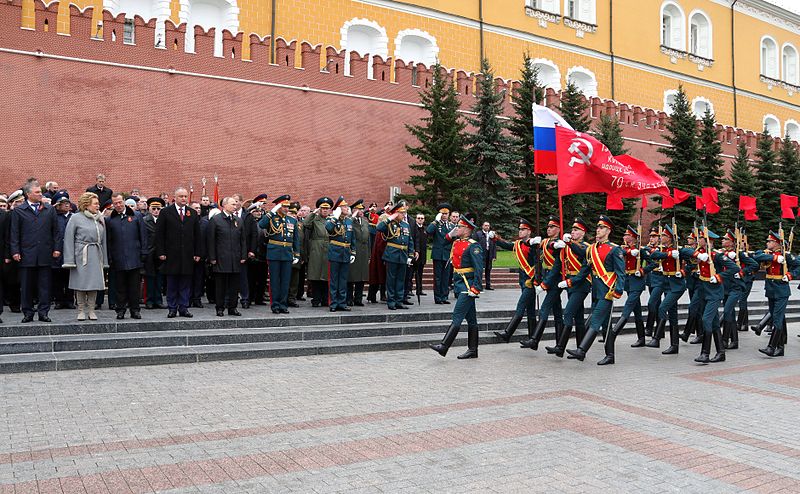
{"left": 289, "top": 267, "right": 301, "bottom": 303}
{"left": 268, "top": 260, "right": 291, "bottom": 311}
{"left": 2, "top": 263, "right": 20, "bottom": 310}
{"left": 166, "top": 274, "right": 192, "bottom": 312}
{"left": 432, "top": 259, "right": 449, "bottom": 303}
{"left": 311, "top": 280, "right": 328, "bottom": 306}
{"left": 484, "top": 256, "right": 493, "bottom": 288}
{"left": 347, "top": 281, "right": 365, "bottom": 305}
{"left": 95, "top": 269, "right": 115, "bottom": 308}
{"left": 296, "top": 264, "right": 307, "bottom": 299}
{"left": 114, "top": 269, "right": 141, "bottom": 312}
{"left": 385, "top": 261, "right": 407, "bottom": 309}
{"left": 191, "top": 262, "right": 205, "bottom": 304}
{"left": 215, "top": 272, "right": 239, "bottom": 310}
{"left": 20, "top": 266, "right": 51, "bottom": 317}
{"left": 146, "top": 273, "right": 164, "bottom": 305}
{"left": 329, "top": 261, "right": 349, "bottom": 310}
{"left": 51, "top": 267, "right": 73, "bottom": 307}
{"left": 239, "top": 268, "right": 249, "bottom": 304}
{"left": 249, "top": 260, "right": 268, "bottom": 305}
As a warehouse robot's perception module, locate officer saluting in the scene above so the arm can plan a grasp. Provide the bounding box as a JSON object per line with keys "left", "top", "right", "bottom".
{"left": 376, "top": 202, "right": 415, "bottom": 310}
{"left": 259, "top": 194, "right": 300, "bottom": 314}
{"left": 426, "top": 203, "right": 453, "bottom": 304}
{"left": 305, "top": 197, "right": 333, "bottom": 307}
{"left": 326, "top": 196, "right": 355, "bottom": 312}
{"left": 429, "top": 213, "right": 484, "bottom": 359}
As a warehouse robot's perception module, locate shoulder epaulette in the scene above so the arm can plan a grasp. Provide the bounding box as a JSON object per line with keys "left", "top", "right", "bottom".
{"left": 468, "top": 239, "right": 477, "bottom": 244}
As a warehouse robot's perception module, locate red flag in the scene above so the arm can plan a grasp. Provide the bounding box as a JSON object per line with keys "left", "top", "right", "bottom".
{"left": 673, "top": 188, "right": 690, "bottom": 204}
{"left": 701, "top": 187, "right": 720, "bottom": 214}
{"left": 782, "top": 207, "right": 795, "bottom": 219}
{"left": 662, "top": 195, "right": 674, "bottom": 209}
{"left": 695, "top": 196, "right": 704, "bottom": 210}
{"left": 780, "top": 194, "right": 798, "bottom": 210}
{"left": 213, "top": 180, "right": 220, "bottom": 204}
{"left": 606, "top": 195, "right": 624, "bottom": 210}
{"left": 641, "top": 195, "right": 648, "bottom": 209}
{"left": 738, "top": 196, "right": 756, "bottom": 211}
{"left": 555, "top": 128, "right": 669, "bottom": 198}
{"left": 744, "top": 209, "right": 759, "bottom": 221}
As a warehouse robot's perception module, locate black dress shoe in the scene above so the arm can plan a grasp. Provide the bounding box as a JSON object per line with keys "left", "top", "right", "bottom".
{"left": 339, "top": 306, "right": 351, "bottom": 311}
{"left": 280, "top": 308, "right": 290, "bottom": 314}
{"left": 402, "top": 299, "right": 414, "bottom": 305}
{"left": 21, "top": 315, "right": 34, "bottom": 323}
{"left": 354, "top": 302, "right": 364, "bottom": 307}
{"left": 241, "top": 301, "right": 251, "bottom": 309}
{"left": 297, "top": 297, "right": 306, "bottom": 301}
{"left": 228, "top": 309, "right": 241, "bottom": 316}
{"left": 312, "top": 302, "right": 320, "bottom": 308}
{"left": 329, "top": 307, "right": 337, "bottom": 312}
{"left": 130, "top": 311, "right": 142, "bottom": 319}
{"left": 388, "top": 306, "right": 397, "bottom": 310}
{"left": 116, "top": 312, "right": 125, "bottom": 320}
{"left": 109, "top": 304, "right": 117, "bottom": 311}
{"left": 65, "top": 303, "right": 76, "bottom": 310}
{"left": 10, "top": 307, "right": 21, "bottom": 313}
{"left": 54, "top": 303, "right": 65, "bottom": 310}
{"left": 486, "top": 287, "right": 494, "bottom": 290}
{"left": 273, "top": 309, "right": 280, "bottom": 314}
{"left": 38, "top": 315, "right": 52, "bottom": 323}
{"left": 435, "top": 301, "right": 443, "bottom": 305}
{"left": 145, "top": 303, "right": 155, "bottom": 309}
{"left": 216, "top": 309, "right": 225, "bottom": 317}
{"left": 167, "top": 311, "right": 177, "bottom": 318}
{"left": 288, "top": 302, "right": 299, "bottom": 308}
{"left": 442, "top": 300, "right": 450, "bottom": 304}
{"left": 179, "top": 311, "right": 193, "bottom": 318}
{"left": 396, "top": 305, "right": 409, "bottom": 309}
{"left": 154, "top": 303, "right": 166, "bottom": 310}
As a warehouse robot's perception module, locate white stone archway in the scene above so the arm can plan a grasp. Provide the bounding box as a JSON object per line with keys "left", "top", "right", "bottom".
{"left": 567, "top": 66, "right": 598, "bottom": 97}
{"left": 531, "top": 58, "right": 561, "bottom": 91}
{"left": 785, "top": 119, "right": 800, "bottom": 141}
{"left": 394, "top": 29, "right": 438, "bottom": 67}
{"left": 691, "top": 96, "right": 714, "bottom": 118}
{"left": 180, "top": 0, "right": 240, "bottom": 57}
{"left": 764, "top": 114, "right": 781, "bottom": 137}
{"left": 340, "top": 18, "right": 389, "bottom": 78}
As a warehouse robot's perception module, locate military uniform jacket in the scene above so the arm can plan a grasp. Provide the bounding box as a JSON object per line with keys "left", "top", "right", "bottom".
{"left": 689, "top": 248, "right": 738, "bottom": 300}
{"left": 753, "top": 250, "right": 800, "bottom": 299}
{"left": 450, "top": 238, "right": 484, "bottom": 292}
{"left": 546, "top": 241, "right": 590, "bottom": 294}
{"left": 535, "top": 237, "right": 559, "bottom": 284}
{"left": 573, "top": 241, "right": 626, "bottom": 300}
{"left": 645, "top": 246, "right": 694, "bottom": 293}
{"left": 426, "top": 220, "right": 452, "bottom": 261}
{"left": 496, "top": 238, "right": 537, "bottom": 287}
{"left": 106, "top": 207, "right": 147, "bottom": 271}
{"left": 349, "top": 216, "right": 370, "bottom": 282}
{"left": 259, "top": 212, "right": 300, "bottom": 262}
{"left": 377, "top": 218, "right": 414, "bottom": 264}
{"left": 293, "top": 219, "right": 305, "bottom": 268}
{"left": 207, "top": 213, "right": 247, "bottom": 274}
{"left": 304, "top": 212, "right": 330, "bottom": 280}
{"left": 325, "top": 216, "right": 355, "bottom": 263}
{"left": 9, "top": 202, "right": 63, "bottom": 268}
{"left": 720, "top": 249, "right": 758, "bottom": 294}
{"left": 154, "top": 204, "right": 201, "bottom": 276}
{"left": 621, "top": 244, "right": 648, "bottom": 292}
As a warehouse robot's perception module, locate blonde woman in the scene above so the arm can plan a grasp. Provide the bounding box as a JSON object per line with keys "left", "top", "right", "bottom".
{"left": 62, "top": 192, "right": 108, "bottom": 320}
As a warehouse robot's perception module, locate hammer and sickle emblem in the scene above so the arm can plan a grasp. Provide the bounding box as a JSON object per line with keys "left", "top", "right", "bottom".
{"left": 567, "top": 137, "right": 593, "bottom": 168}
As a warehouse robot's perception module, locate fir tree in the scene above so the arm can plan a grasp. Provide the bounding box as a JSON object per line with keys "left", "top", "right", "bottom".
{"left": 508, "top": 53, "right": 555, "bottom": 233}
{"left": 402, "top": 62, "right": 468, "bottom": 211}
{"left": 696, "top": 108, "right": 725, "bottom": 190}
{"left": 658, "top": 85, "right": 702, "bottom": 233}
{"left": 753, "top": 128, "right": 781, "bottom": 242}
{"left": 719, "top": 141, "right": 757, "bottom": 230}
{"left": 592, "top": 114, "right": 633, "bottom": 232}
{"left": 778, "top": 134, "right": 800, "bottom": 198}
{"left": 463, "top": 59, "right": 519, "bottom": 233}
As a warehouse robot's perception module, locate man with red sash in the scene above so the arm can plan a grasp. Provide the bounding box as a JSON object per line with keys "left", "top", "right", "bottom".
{"left": 751, "top": 230, "right": 800, "bottom": 357}
{"left": 493, "top": 218, "right": 538, "bottom": 343}
{"left": 609, "top": 225, "right": 649, "bottom": 349}
{"left": 565, "top": 215, "right": 626, "bottom": 364}
{"left": 544, "top": 217, "right": 590, "bottom": 357}
{"left": 643, "top": 226, "right": 663, "bottom": 337}
{"left": 720, "top": 229, "right": 758, "bottom": 350}
{"left": 520, "top": 216, "right": 564, "bottom": 350}
{"left": 429, "top": 213, "right": 484, "bottom": 359}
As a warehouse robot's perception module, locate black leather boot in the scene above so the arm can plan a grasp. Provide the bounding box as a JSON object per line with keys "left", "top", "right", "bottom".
{"left": 689, "top": 315, "right": 703, "bottom": 343}
{"left": 631, "top": 316, "right": 645, "bottom": 347}
{"left": 709, "top": 325, "right": 726, "bottom": 363}
{"left": 644, "top": 311, "right": 656, "bottom": 337}
{"left": 725, "top": 320, "right": 739, "bottom": 349}
{"left": 737, "top": 306, "right": 749, "bottom": 332}
{"left": 680, "top": 314, "right": 695, "bottom": 342}
{"left": 694, "top": 330, "right": 711, "bottom": 363}
{"left": 520, "top": 318, "right": 546, "bottom": 350}
{"left": 751, "top": 312, "right": 772, "bottom": 336}
{"left": 430, "top": 324, "right": 460, "bottom": 357}
{"left": 646, "top": 319, "right": 666, "bottom": 348}
{"left": 546, "top": 325, "right": 572, "bottom": 357}
{"left": 566, "top": 330, "right": 598, "bottom": 361}
{"left": 494, "top": 313, "right": 523, "bottom": 343}
{"left": 662, "top": 320, "right": 679, "bottom": 354}
{"left": 457, "top": 326, "right": 479, "bottom": 359}
{"left": 598, "top": 321, "right": 621, "bottom": 365}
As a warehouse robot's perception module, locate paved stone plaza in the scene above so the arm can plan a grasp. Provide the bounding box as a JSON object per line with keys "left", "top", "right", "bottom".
{"left": 2, "top": 303, "right": 800, "bottom": 493}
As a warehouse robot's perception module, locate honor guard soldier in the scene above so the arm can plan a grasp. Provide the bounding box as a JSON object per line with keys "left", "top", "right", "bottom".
{"left": 259, "top": 195, "right": 300, "bottom": 314}
{"left": 493, "top": 217, "right": 538, "bottom": 343}
{"left": 325, "top": 196, "right": 355, "bottom": 312}
{"left": 565, "top": 216, "right": 626, "bottom": 364}
{"left": 545, "top": 217, "right": 591, "bottom": 357}
{"left": 611, "top": 225, "right": 649, "bottom": 347}
{"left": 691, "top": 230, "right": 738, "bottom": 363}
{"left": 737, "top": 228, "right": 758, "bottom": 332}
{"left": 429, "top": 213, "right": 484, "bottom": 359}
{"left": 377, "top": 202, "right": 415, "bottom": 310}
{"left": 720, "top": 229, "right": 758, "bottom": 349}
{"left": 347, "top": 199, "right": 371, "bottom": 306}
{"left": 522, "top": 215, "right": 565, "bottom": 350}
{"left": 643, "top": 226, "right": 663, "bottom": 337}
{"left": 681, "top": 231, "right": 705, "bottom": 344}
{"left": 305, "top": 197, "right": 333, "bottom": 307}
{"left": 426, "top": 203, "right": 453, "bottom": 304}
{"left": 752, "top": 230, "right": 800, "bottom": 357}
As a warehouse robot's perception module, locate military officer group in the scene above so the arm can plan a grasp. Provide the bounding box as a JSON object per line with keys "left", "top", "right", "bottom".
{"left": 2, "top": 180, "right": 797, "bottom": 366}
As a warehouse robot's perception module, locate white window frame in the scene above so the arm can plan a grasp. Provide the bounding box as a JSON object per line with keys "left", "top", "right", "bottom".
{"left": 761, "top": 35, "right": 779, "bottom": 79}
{"left": 688, "top": 9, "right": 712, "bottom": 59}
{"left": 691, "top": 96, "right": 714, "bottom": 118}
{"left": 782, "top": 43, "right": 799, "bottom": 85}
{"left": 531, "top": 58, "right": 562, "bottom": 91}
{"left": 764, "top": 114, "right": 781, "bottom": 137}
{"left": 785, "top": 120, "right": 800, "bottom": 141}
{"left": 394, "top": 29, "right": 439, "bottom": 67}
{"left": 528, "top": 0, "right": 560, "bottom": 15}
{"left": 564, "top": 0, "right": 595, "bottom": 24}
{"left": 660, "top": 1, "right": 686, "bottom": 51}
{"left": 663, "top": 89, "right": 679, "bottom": 114}
{"left": 566, "top": 66, "right": 598, "bottom": 97}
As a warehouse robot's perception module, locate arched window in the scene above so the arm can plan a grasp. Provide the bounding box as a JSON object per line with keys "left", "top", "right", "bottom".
{"left": 104, "top": 0, "right": 171, "bottom": 46}
{"left": 761, "top": 36, "right": 779, "bottom": 78}
{"left": 663, "top": 89, "right": 678, "bottom": 114}
{"left": 531, "top": 58, "right": 561, "bottom": 91}
{"left": 783, "top": 43, "right": 798, "bottom": 85}
{"left": 786, "top": 120, "right": 800, "bottom": 141}
{"left": 340, "top": 19, "right": 389, "bottom": 78}
{"left": 764, "top": 114, "right": 780, "bottom": 137}
{"left": 529, "top": 0, "right": 559, "bottom": 14}
{"left": 567, "top": 67, "right": 598, "bottom": 97}
{"left": 689, "top": 10, "right": 712, "bottom": 58}
{"left": 394, "top": 29, "right": 439, "bottom": 67}
{"left": 661, "top": 1, "right": 685, "bottom": 51}
{"left": 181, "top": 0, "right": 239, "bottom": 57}
{"left": 691, "top": 96, "right": 713, "bottom": 118}
{"left": 565, "top": 0, "right": 595, "bottom": 24}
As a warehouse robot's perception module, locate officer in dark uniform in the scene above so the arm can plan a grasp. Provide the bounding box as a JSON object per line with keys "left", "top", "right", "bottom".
{"left": 376, "top": 202, "right": 414, "bottom": 310}
{"left": 429, "top": 213, "right": 484, "bottom": 359}
{"left": 305, "top": 197, "right": 333, "bottom": 307}
{"left": 521, "top": 215, "right": 564, "bottom": 350}
{"left": 426, "top": 203, "right": 453, "bottom": 304}
{"left": 347, "top": 199, "right": 371, "bottom": 306}
{"left": 287, "top": 201, "right": 304, "bottom": 307}
{"left": 493, "top": 217, "right": 538, "bottom": 342}
{"left": 325, "top": 196, "right": 355, "bottom": 312}
{"left": 680, "top": 231, "right": 705, "bottom": 344}
{"left": 720, "top": 229, "right": 758, "bottom": 349}
{"left": 260, "top": 194, "right": 300, "bottom": 314}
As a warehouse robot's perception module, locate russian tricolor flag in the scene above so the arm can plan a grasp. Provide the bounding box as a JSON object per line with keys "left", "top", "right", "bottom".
{"left": 532, "top": 103, "right": 573, "bottom": 174}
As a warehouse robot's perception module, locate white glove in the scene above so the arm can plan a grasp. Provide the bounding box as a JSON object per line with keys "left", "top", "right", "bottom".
{"left": 488, "top": 231, "right": 496, "bottom": 239}
{"left": 350, "top": 255, "right": 356, "bottom": 264}
{"left": 535, "top": 284, "right": 545, "bottom": 294}
{"left": 467, "top": 290, "right": 479, "bottom": 298}
{"left": 557, "top": 280, "right": 568, "bottom": 289}
{"left": 634, "top": 270, "right": 642, "bottom": 277}
{"left": 734, "top": 272, "right": 741, "bottom": 279}
{"left": 406, "top": 257, "right": 413, "bottom": 266}
{"left": 292, "top": 257, "right": 299, "bottom": 265}
{"left": 435, "top": 212, "right": 442, "bottom": 222}
{"left": 630, "top": 249, "right": 639, "bottom": 257}
{"left": 271, "top": 203, "right": 281, "bottom": 214}
{"left": 671, "top": 249, "right": 679, "bottom": 259}
{"left": 674, "top": 271, "right": 682, "bottom": 278}
{"left": 697, "top": 253, "right": 709, "bottom": 262}
{"left": 332, "top": 207, "right": 342, "bottom": 220}
{"left": 562, "top": 233, "right": 572, "bottom": 242}
{"left": 530, "top": 236, "right": 542, "bottom": 245}
{"left": 727, "top": 251, "right": 736, "bottom": 260}
{"left": 553, "top": 240, "right": 566, "bottom": 250}
{"left": 777, "top": 255, "right": 785, "bottom": 264}
{"left": 710, "top": 276, "right": 718, "bottom": 284}
{"left": 782, "top": 275, "right": 789, "bottom": 282}
{"left": 448, "top": 227, "right": 459, "bottom": 238}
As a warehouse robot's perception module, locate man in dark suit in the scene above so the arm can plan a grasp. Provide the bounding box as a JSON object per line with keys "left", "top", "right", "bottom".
{"left": 155, "top": 187, "right": 200, "bottom": 318}
{"left": 189, "top": 201, "right": 209, "bottom": 308}
{"left": 207, "top": 197, "right": 247, "bottom": 316}
{"left": 473, "top": 221, "right": 497, "bottom": 290}
{"left": 407, "top": 212, "right": 428, "bottom": 298}
{"left": 85, "top": 174, "right": 113, "bottom": 207}
{"left": 9, "top": 181, "right": 63, "bottom": 322}
{"left": 107, "top": 193, "right": 148, "bottom": 319}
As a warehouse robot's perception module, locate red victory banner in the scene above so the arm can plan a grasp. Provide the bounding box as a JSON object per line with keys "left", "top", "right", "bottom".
{"left": 673, "top": 188, "right": 691, "bottom": 204}
{"left": 701, "top": 187, "right": 720, "bottom": 214}
{"left": 555, "top": 127, "right": 670, "bottom": 198}
{"left": 739, "top": 195, "right": 758, "bottom": 221}
{"left": 780, "top": 194, "right": 797, "bottom": 219}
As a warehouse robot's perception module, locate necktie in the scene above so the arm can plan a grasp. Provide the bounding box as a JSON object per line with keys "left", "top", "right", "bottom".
{"left": 32, "top": 203, "right": 39, "bottom": 215}
{"left": 179, "top": 207, "right": 184, "bottom": 220}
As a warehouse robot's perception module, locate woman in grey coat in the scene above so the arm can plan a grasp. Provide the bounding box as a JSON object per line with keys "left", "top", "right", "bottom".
{"left": 62, "top": 192, "right": 108, "bottom": 320}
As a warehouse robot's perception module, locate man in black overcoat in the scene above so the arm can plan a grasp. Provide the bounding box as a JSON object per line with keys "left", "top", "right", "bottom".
{"left": 155, "top": 187, "right": 200, "bottom": 318}
{"left": 207, "top": 197, "right": 247, "bottom": 316}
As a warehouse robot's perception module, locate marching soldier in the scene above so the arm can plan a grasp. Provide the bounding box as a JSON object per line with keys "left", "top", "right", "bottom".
{"left": 521, "top": 216, "right": 564, "bottom": 350}
{"left": 612, "top": 225, "right": 649, "bottom": 348}
{"left": 287, "top": 201, "right": 304, "bottom": 307}
{"left": 259, "top": 195, "right": 300, "bottom": 314}
{"left": 305, "top": 197, "right": 333, "bottom": 307}
{"left": 680, "top": 231, "right": 705, "bottom": 344}
{"left": 347, "top": 199, "right": 370, "bottom": 306}
{"left": 429, "top": 213, "right": 484, "bottom": 359}
{"left": 545, "top": 218, "right": 591, "bottom": 357}
{"left": 376, "top": 202, "right": 414, "bottom": 310}
{"left": 643, "top": 226, "right": 663, "bottom": 337}
{"left": 720, "top": 229, "right": 758, "bottom": 349}
{"left": 737, "top": 228, "right": 758, "bottom": 332}
{"left": 493, "top": 218, "right": 538, "bottom": 343}
{"left": 426, "top": 203, "right": 453, "bottom": 305}
{"left": 326, "top": 196, "right": 356, "bottom": 312}
{"left": 565, "top": 215, "right": 626, "bottom": 364}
